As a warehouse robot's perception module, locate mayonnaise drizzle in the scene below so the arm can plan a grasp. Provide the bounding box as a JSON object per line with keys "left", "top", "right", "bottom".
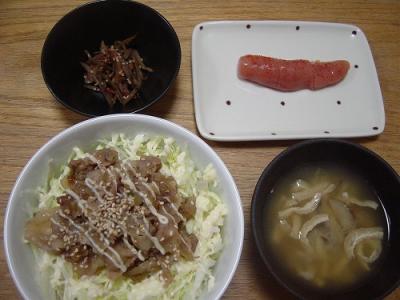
{"left": 64, "top": 189, "right": 132, "bottom": 272}
{"left": 65, "top": 189, "right": 89, "bottom": 213}
{"left": 50, "top": 217, "right": 70, "bottom": 234}
{"left": 161, "top": 206, "right": 178, "bottom": 228}
{"left": 121, "top": 164, "right": 168, "bottom": 225}
{"left": 106, "top": 167, "right": 118, "bottom": 192}
{"left": 178, "top": 234, "right": 192, "bottom": 253}
{"left": 86, "top": 153, "right": 105, "bottom": 169}
{"left": 134, "top": 215, "right": 166, "bottom": 255}
{"left": 84, "top": 178, "right": 105, "bottom": 203}
{"left": 163, "top": 197, "right": 186, "bottom": 222}
{"left": 58, "top": 211, "right": 127, "bottom": 272}
{"left": 123, "top": 235, "right": 145, "bottom": 261}
{"left": 161, "top": 206, "right": 193, "bottom": 254}
{"left": 118, "top": 223, "right": 145, "bottom": 261}
{"left": 124, "top": 163, "right": 158, "bottom": 199}
{"left": 151, "top": 181, "right": 160, "bottom": 194}
{"left": 140, "top": 181, "right": 157, "bottom": 200}
{"left": 57, "top": 154, "right": 193, "bottom": 270}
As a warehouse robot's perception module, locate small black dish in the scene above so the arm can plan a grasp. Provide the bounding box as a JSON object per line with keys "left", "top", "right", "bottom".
{"left": 41, "top": 0, "right": 181, "bottom": 116}
{"left": 251, "top": 139, "right": 400, "bottom": 300}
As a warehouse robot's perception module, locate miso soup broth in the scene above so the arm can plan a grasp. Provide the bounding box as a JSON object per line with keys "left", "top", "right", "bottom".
{"left": 264, "top": 164, "right": 387, "bottom": 289}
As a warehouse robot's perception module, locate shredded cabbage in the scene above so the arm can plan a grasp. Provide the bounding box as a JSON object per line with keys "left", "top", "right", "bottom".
{"left": 29, "top": 134, "right": 227, "bottom": 300}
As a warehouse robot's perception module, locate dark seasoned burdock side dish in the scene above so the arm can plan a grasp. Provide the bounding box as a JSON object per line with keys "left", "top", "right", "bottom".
{"left": 81, "top": 36, "right": 153, "bottom": 107}
{"left": 25, "top": 148, "right": 198, "bottom": 285}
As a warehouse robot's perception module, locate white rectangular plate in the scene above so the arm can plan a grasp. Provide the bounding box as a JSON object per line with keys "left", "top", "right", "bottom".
{"left": 192, "top": 21, "right": 385, "bottom": 141}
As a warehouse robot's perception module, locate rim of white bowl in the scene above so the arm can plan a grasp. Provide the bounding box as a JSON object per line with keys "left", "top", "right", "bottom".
{"left": 4, "top": 113, "right": 244, "bottom": 300}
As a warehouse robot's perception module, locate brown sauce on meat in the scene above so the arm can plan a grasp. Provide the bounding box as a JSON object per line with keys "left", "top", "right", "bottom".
{"left": 25, "top": 149, "right": 198, "bottom": 284}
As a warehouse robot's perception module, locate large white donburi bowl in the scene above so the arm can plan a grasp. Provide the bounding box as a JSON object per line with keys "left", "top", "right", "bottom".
{"left": 4, "top": 114, "right": 244, "bottom": 300}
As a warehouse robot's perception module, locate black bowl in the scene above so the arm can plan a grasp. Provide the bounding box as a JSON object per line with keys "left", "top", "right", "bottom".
{"left": 41, "top": 0, "right": 181, "bottom": 116}
{"left": 251, "top": 139, "right": 400, "bottom": 300}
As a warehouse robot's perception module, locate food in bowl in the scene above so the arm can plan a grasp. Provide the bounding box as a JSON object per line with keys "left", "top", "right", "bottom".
{"left": 237, "top": 55, "right": 350, "bottom": 91}
{"left": 23, "top": 134, "right": 226, "bottom": 299}
{"left": 82, "top": 36, "right": 153, "bottom": 107}
{"left": 41, "top": 0, "right": 181, "bottom": 116}
{"left": 265, "top": 164, "right": 386, "bottom": 289}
